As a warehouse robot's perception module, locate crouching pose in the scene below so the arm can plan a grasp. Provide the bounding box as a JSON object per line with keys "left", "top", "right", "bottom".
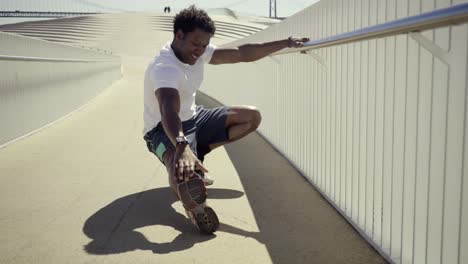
{"left": 143, "top": 5, "right": 309, "bottom": 234}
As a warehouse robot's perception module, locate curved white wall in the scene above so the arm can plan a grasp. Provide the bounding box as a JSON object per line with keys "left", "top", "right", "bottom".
{"left": 0, "top": 32, "right": 121, "bottom": 146}
{"left": 202, "top": 1, "right": 468, "bottom": 263}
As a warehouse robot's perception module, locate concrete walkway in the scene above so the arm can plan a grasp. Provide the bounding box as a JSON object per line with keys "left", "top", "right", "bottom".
{"left": 0, "top": 13, "right": 387, "bottom": 264}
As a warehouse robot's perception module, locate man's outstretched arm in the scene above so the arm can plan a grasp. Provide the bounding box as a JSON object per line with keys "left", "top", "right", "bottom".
{"left": 155, "top": 88, "right": 208, "bottom": 182}
{"left": 209, "top": 37, "right": 309, "bottom": 65}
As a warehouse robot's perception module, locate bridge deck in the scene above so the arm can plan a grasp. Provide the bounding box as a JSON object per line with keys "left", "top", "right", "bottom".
{"left": 0, "top": 13, "right": 386, "bottom": 264}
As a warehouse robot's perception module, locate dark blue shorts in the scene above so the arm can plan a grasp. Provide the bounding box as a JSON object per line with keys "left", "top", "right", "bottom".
{"left": 143, "top": 105, "right": 230, "bottom": 164}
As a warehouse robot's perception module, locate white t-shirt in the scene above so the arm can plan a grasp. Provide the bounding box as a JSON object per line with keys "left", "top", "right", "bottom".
{"left": 143, "top": 42, "right": 217, "bottom": 135}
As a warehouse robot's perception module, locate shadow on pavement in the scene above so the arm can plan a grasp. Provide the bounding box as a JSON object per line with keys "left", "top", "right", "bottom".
{"left": 197, "top": 92, "right": 388, "bottom": 264}
{"left": 83, "top": 187, "right": 249, "bottom": 255}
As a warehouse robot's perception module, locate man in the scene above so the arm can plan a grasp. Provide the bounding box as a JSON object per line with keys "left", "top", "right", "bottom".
{"left": 143, "top": 5, "right": 309, "bottom": 234}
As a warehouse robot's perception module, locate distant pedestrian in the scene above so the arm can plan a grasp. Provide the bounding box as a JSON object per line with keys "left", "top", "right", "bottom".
{"left": 167, "top": 6, "right": 171, "bottom": 13}
{"left": 164, "top": 7, "right": 167, "bottom": 13}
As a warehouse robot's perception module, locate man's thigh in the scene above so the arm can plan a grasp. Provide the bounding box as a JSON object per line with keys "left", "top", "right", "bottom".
{"left": 143, "top": 122, "right": 199, "bottom": 164}
{"left": 194, "top": 105, "right": 261, "bottom": 148}
{"left": 194, "top": 105, "right": 230, "bottom": 157}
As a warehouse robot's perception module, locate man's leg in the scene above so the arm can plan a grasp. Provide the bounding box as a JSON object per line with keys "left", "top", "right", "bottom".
{"left": 161, "top": 145, "right": 219, "bottom": 234}
{"left": 161, "top": 148, "right": 177, "bottom": 192}
{"left": 208, "top": 105, "right": 262, "bottom": 150}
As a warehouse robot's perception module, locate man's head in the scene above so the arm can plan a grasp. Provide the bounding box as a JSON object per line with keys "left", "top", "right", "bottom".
{"left": 172, "top": 5, "right": 216, "bottom": 65}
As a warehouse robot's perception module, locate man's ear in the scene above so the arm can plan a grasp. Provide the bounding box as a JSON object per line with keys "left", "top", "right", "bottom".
{"left": 175, "top": 30, "right": 184, "bottom": 40}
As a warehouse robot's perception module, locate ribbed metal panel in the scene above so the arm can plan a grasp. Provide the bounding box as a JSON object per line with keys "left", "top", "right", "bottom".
{"left": 0, "top": 32, "right": 121, "bottom": 147}
{"left": 202, "top": 1, "right": 468, "bottom": 263}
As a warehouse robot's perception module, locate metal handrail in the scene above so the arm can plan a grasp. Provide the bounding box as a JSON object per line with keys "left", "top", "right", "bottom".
{"left": 276, "top": 2, "right": 468, "bottom": 55}
{"left": 0, "top": 11, "right": 101, "bottom": 18}
{"left": 0, "top": 55, "right": 117, "bottom": 63}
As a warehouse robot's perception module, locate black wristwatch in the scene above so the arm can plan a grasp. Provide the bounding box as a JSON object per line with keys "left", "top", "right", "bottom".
{"left": 175, "top": 135, "right": 188, "bottom": 145}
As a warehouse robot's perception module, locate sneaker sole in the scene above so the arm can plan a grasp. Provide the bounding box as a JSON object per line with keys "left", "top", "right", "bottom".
{"left": 177, "top": 178, "right": 207, "bottom": 210}
{"left": 194, "top": 206, "right": 219, "bottom": 234}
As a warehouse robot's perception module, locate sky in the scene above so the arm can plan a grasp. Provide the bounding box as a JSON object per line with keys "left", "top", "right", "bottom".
{"left": 0, "top": 0, "right": 321, "bottom": 18}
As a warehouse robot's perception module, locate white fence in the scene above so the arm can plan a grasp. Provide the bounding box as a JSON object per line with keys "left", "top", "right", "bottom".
{"left": 0, "top": 32, "right": 121, "bottom": 147}
{"left": 202, "top": 0, "right": 468, "bottom": 263}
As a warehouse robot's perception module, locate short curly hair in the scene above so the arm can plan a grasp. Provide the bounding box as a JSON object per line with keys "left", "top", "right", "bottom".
{"left": 173, "top": 5, "right": 216, "bottom": 35}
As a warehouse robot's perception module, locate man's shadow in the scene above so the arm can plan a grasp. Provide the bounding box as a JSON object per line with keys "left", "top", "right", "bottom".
{"left": 83, "top": 187, "right": 258, "bottom": 255}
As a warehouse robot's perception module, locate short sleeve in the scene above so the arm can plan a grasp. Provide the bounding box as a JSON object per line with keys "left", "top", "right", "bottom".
{"left": 150, "top": 64, "right": 183, "bottom": 92}
{"left": 201, "top": 43, "right": 217, "bottom": 64}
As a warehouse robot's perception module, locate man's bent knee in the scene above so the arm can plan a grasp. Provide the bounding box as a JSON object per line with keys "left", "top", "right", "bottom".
{"left": 229, "top": 105, "right": 262, "bottom": 128}
{"left": 251, "top": 108, "right": 262, "bottom": 129}
{"left": 243, "top": 107, "right": 261, "bottom": 130}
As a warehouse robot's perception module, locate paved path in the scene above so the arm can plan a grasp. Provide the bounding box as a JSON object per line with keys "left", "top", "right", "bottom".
{"left": 0, "top": 13, "right": 387, "bottom": 264}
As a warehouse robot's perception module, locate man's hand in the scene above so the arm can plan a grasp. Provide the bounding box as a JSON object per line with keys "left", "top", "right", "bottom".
{"left": 287, "top": 37, "right": 310, "bottom": 48}
{"left": 173, "top": 144, "right": 208, "bottom": 182}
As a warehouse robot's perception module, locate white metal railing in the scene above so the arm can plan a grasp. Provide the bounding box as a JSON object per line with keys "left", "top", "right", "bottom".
{"left": 203, "top": 0, "right": 468, "bottom": 263}
{"left": 0, "top": 32, "right": 122, "bottom": 147}
{"left": 0, "top": 31, "right": 117, "bottom": 60}
{"left": 277, "top": 2, "right": 468, "bottom": 54}
{"left": 0, "top": 55, "right": 115, "bottom": 63}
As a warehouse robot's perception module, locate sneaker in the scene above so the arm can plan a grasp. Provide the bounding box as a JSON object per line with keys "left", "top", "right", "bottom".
{"left": 177, "top": 177, "right": 219, "bottom": 234}
{"left": 184, "top": 205, "right": 219, "bottom": 234}
{"left": 177, "top": 177, "right": 206, "bottom": 210}
{"left": 195, "top": 169, "right": 214, "bottom": 186}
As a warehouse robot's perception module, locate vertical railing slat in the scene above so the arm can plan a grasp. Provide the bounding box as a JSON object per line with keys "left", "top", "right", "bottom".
{"left": 441, "top": 23, "right": 468, "bottom": 264}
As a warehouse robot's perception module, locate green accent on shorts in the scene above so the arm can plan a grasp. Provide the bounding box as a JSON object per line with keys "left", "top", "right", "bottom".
{"left": 155, "top": 142, "right": 166, "bottom": 161}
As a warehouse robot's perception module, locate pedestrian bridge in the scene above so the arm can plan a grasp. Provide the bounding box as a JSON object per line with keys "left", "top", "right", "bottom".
{"left": 0, "top": 1, "right": 467, "bottom": 264}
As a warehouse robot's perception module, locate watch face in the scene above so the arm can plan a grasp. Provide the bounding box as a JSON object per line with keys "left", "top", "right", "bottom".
{"left": 176, "top": 136, "right": 188, "bottom": 144}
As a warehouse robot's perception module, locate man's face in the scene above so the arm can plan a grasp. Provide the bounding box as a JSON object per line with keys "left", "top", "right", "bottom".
{"left": 174, "top": 28, "right": 213, "bottom": 65}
